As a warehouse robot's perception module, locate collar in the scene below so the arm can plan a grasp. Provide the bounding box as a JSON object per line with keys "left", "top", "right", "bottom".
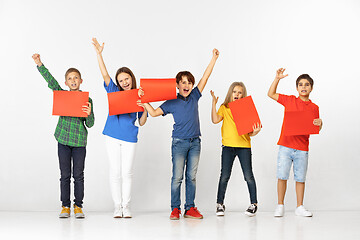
{"left": 296, "top": 96, "right": 312, "bottom": 105}
{"left": 177, "top": 93, "right": 190, "bottom": 101}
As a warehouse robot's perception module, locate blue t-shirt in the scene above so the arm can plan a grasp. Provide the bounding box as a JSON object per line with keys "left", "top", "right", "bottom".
{"left": 160, "top": 87, "right": 202, "bottom": 139}
{"left": 102, "top": 79, "right": 143, "bottom": 143}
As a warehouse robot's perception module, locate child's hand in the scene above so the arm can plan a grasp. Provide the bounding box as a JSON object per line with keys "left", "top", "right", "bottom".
{"left": 137, "top": 99, "right": 145, "bottom": 109}
{"left": 82, "top": 102, "right": 91, "bottom": 116}
{"left": 212, "top": 48, "right": 220, "bottom": 59}
{"left": 276, "top": 68, "right": 288, "bottom": 80}
{"left": 32, "top": 53, "right": 43, "bottom": 67}
{"left": 92, "top": 38, "right": 104, "bottom": 55}
{"left": 138, "top": 87, "right": 144, "bottom": 98}
{"left": 210, "top": 90, "right": 219, "bottom": 105}
{"left": 250, "top": 122, "right": 262, "bottom": 136}
{"left": 313, "top": 118, "right": 322, "bottom": 126}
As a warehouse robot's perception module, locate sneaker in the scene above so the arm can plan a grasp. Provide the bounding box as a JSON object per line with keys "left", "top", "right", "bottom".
{"left": 59, "top": 206, "right": 70, "bottom": 218}
{"left": 295, "top": 205, "right": 313, "bottom": 217}
{"left": 274, "top": 204, "right": 285, "bottom": 217}
{"left": 123, "top": 206, "right": 132, "bottom": 218}
{"left": 184, "top": 207, "right": 203, "bottom": 219}
{"left": 216, "top": 203, "right": 225, "bottom": 216}
{"left": 245, "top": 204, "right": 257, "bottom": 217}
{"left": 73, "top": 204, "right": 85, "bottom": 218}
{"left": 170, "top": 208, "right": 181, "bottom": 220}
{"left": 113, "top": 207, "right": 123, "bottom": 218}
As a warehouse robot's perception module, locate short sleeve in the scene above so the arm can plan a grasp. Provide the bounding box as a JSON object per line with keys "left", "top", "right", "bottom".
{"left": 160, "top": 100, "right": 171, "bottom": 116}
{"left": 277, "top": 94, "right": 292, "bottom": 107}
{"left": 191, "top": 87, "right": 202, "bottom": 100}
{"left": 217, "top": 105, "right": 225, "bottom": 117}
{"left": 104, "top": 78, "right": 119, "bottom": 93}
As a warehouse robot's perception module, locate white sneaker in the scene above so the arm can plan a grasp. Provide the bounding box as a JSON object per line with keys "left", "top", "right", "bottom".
{"left": 113, "top": 207, "right": 123, "bottom": 218}
{"left": 295, "top": 205, "right": 313, "bottom": 217}
{"left": 274, "top": 204, "right": 285, "bottom": 217}
{"left": 123, "top": 206, "right": 132, "bottom": 218}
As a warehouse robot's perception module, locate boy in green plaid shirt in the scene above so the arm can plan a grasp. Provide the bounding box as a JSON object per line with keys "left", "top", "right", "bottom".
{"left": 32, "top": 54, "right": 94, "bottom": 218}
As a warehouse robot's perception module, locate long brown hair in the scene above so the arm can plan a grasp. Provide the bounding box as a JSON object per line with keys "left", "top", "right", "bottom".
{"left": 222, "top": 82, "right": 247, "bottom": 108}
{"left": 115, "top": 67, "right": 137, "bottom": 91}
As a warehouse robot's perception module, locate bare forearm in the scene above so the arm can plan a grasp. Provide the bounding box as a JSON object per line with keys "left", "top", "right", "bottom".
{"left": 143, "top": 103, "right": 163, "bottom": 117}
{"left": 96, "top": 53, "right": 111, "bottom": 86}
{"left": 211, "top": 103, "right": 222, "bottom": 124}
{"left": 139, "top": 109, "right": 148, "bottom": 126}
{"left": 268, "top": 77, "right": 280, "bottom": 101}
{"left": 198, "top": 57, "right": 217, "bottom": 93}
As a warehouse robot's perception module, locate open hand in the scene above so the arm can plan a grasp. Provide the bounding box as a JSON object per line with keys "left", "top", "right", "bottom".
{"left": 210, "top": 90, "right": 219, "bottom": 105}
{"left": 92, "top": 38, "right": 104, "bottom": 55}
{"left": 276, "top": 68, "right": 288, "bottom": 80}
{"left": 250, "top": 122, "right": 262, "bottom": 136}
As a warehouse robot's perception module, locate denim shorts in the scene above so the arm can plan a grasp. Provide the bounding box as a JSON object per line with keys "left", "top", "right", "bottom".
{"left": 277, "top": 145, "right": 309, "bottom": 182}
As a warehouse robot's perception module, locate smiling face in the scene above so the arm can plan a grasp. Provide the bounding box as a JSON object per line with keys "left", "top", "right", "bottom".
{"left": 65, "top": 71, "right": 82, "bottom": 91}
{"left": 231, "top": 85, "right": 244, "bottom": 102}
{"left": 297, "top": 78, "right": 312, "bottom": 98}
{"left": 117, "top": 72, "right": 132, "bottom": 91}
{"left": 177, "top": 76, "right": 193, "bottom": 97}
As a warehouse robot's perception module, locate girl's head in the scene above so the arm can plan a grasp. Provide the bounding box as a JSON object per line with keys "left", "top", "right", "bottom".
{"left": 176, "top": 71, "right": 195, "bottom": 97}
{"left": 115, "top": 67, "right": 137, "bottom": 91}
{"left": 223, "top": 82, "right": 247, "bottom": 107}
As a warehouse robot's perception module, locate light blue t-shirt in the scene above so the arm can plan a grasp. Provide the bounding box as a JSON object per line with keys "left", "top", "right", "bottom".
{"left": 102, "top": 79, "right": 143, "bottom": 143}
{"left": 160, "top": 87, "right": 202, "bottom": 139}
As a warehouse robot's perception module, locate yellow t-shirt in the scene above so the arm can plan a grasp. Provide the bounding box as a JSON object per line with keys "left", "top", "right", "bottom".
{"left": 217, "top": 105, "right": 251, "bottom": 148}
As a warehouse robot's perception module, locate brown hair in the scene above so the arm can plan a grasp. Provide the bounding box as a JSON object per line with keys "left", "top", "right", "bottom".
{"left": 222, "top": 82, "right": 247, "bottom": 108}
{"left": 296, "top": 74, "right": 314, "bottom": 88}
{"left": 115, "top": 67, "right": 137, "bottom": 91}
{"left": 175, "top": 71, "right": 195, "bottom": 85}
{"left": 65, "top": 68, "right": 81, "bottom": 79}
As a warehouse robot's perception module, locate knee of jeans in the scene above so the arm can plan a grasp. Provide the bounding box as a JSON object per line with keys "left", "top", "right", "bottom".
{"left": 60, "top": 171, "right": 71, "bottom": 181}
{"left": 73, "top": 172, "right": 84, "bottom": 182}
{"left": 244, "top": 174, "right": 255, "bottom": 183}
{"left": 172, "top": 173, "right": 184, "bottom": 183}
{"left": 220, "top": 173, "right": 231, "bottom": 183}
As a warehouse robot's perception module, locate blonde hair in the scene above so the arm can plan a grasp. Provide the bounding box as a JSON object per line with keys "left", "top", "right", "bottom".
{"left": 222, "top": 82, "right": 247, "bottom": 108}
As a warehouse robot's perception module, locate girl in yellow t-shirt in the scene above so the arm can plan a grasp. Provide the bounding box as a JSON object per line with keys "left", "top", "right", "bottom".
{"left": 210, "top": 82, "right": 261, "bottom": 217}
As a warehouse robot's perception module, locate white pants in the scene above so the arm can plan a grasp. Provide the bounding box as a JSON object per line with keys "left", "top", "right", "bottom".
{"left": 105, "top": 136, "right": 136, "bottom": 209}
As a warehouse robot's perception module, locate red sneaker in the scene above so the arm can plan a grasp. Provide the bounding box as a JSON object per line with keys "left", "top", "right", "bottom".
{"left": 184, "top": 207, "right": 203, "bottom": 219}
{"left": 170, "top": 208, "right": 181, "bottom": 220}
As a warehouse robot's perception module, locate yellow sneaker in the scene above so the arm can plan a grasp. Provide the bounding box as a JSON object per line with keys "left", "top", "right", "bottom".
{"left": 59, "top": 206, "right": 70, "bottom": 218}
{"left": 74, "top": 204, "right": 85, "bottom": 218}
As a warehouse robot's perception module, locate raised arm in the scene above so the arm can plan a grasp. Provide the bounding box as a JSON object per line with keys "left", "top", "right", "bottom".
{"left": 267, "top": 68, "right": 288, "bottom": 101}
{"left": 32, "top": 53, "right": 62, "bottom": 91}
{"left": 210, "top": 90, "right": 223, "bottom": 124}
{"left": 92, "top": 38, "right": 111, "bottom": 86}
{"left": 197, "top": 49, "right": 220, "bottom": 93}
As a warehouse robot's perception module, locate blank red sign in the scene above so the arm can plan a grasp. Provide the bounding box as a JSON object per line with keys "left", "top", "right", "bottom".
{"left": 140, "top": 78, "right": 177, "bottom": 103}
{"left": 52, "top": 91, "right": 89, "bottom": 117}
{"left": 228, "top": 96, "right": 261, "bottom": 136}
{"left": 108, "top": 89, "right": 144, "bottom": 116}
{"left": 283, "top": 110, "right": 319, "bottom": 136}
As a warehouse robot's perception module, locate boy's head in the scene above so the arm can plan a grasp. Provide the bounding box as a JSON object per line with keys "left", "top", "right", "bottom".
{"left": 296, "top": 74, "right": 313, "bottom": 98}
{"left": 115, "top": 67, "right": 137, "bottom": 91}
{"left": 65, "top": 68, "right": 83, "bottom": 91}
{"left": 176, "top": 71, "right": 195, "bottom": 98}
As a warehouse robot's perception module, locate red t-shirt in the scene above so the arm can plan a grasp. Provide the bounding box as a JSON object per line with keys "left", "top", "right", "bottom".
{"left": 277, "top": 94, "right": 319, "bottom": 151}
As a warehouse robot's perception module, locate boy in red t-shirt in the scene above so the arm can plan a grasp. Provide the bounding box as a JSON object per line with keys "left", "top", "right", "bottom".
{"left": 268, "top": 68, "right": 323, "bottom": 217}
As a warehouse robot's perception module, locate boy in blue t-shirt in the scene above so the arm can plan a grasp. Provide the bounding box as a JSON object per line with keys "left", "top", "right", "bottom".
{"left": 141, "top": 49, "right": 219, "bottom": 220}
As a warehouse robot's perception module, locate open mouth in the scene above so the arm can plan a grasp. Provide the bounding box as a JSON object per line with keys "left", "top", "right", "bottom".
{"left": 123, "top": 84, "right": 130, "bottom": 89}
{"left": 183, "top": 89, "right": 190, "bottom": 94}
{"left": 301, "top": 90, "right": 307, "bottom": 93}
{"left": 234, "top": 97, "right": 239, "bottom": 100}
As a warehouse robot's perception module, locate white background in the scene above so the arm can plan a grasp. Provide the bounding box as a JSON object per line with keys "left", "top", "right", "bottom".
{"left": 0, "top": 0, "right": 359, "bottom": 212}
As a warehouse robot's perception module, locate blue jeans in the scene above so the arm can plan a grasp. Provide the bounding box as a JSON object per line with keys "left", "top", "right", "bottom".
{"left": 277, "top": 145, "right": 309, "bottom": 182}
{"left": 217, "top": 146, "right": 257, "bottom": 204}
{"left": 171, "top": 137, "right": 201, "bottom": 211}
{"left": 58, "top": 142, "right": 86, "bottom": 208}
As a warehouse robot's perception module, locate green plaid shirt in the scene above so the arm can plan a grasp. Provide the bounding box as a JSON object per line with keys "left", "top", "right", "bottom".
{"left": 37, "top": 65, "right": 95, "bottom": 147}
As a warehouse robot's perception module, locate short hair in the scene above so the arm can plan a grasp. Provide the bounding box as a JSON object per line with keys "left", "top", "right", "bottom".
{"left": 222, "top": 82, "right": 247, "bottom": 108}
{"left": 115, "top": 67, "right": 137, "bottom": 91}
{"left": 65, "top": 68, "right": 81, "bottom": 79}
{"left": 296, "top": 74, "right": 314, "bottom": 88}
{"left": 176, "top": 71, "right": 195, "bottom": 85}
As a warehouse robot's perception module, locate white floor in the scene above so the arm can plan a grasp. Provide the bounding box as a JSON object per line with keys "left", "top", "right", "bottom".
{"left": 0, "top": 211, "right": 359, "bottom": 240}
